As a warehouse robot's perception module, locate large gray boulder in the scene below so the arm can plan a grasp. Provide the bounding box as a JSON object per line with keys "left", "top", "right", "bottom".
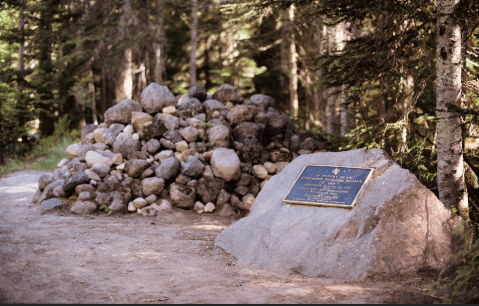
{"left": 187, "top": 84, "right": 207, "bottom": 102}
{"left": 247, "top": 94, "right": 275, "bottom": 110}
{"left": 104, "top": 99, "right": 143, "bottom": 125}
{"left": 210, "top": 148, "right": 241, "bottom": 182}
{"left": 212, "top": 84, "right": 243, "bottom": 104}
{"left": 215, "top": 148, "right": 464, "bottom": 280}
{"left": 140, "top": 83, "right": 177, "bottom": 114}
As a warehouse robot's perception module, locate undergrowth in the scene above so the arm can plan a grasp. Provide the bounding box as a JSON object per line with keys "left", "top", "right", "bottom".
{"left": 1, "top": 115, "right": 81, "bottom": 174}
{"left": 428, "top": 221, "right": 479, "bottom": 303}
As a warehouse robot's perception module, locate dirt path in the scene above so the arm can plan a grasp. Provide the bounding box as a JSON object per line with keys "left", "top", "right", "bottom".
{"left": 0, "top": 170, "right": 441, "bottom": 304}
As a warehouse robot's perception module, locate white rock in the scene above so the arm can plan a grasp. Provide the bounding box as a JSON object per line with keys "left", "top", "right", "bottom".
{"left": 93, "top": 127, "right": 108, "bottom": 143}
{"left": 242, "top": 194, "right": 255, "bottom": 206}
{"left": 57, "top": 158, "right": 69, "bottom": 168}
{"left": 194, "top": 201, "right": 205, "bottom": 212}
{"left": 210, "top": 148, "right": 241, "bottom": 182}
{"left": 128, "top": 202, "right": 137, "bottom": 212}
{"left": 263, "top": 162, "right": 277, "bottom": 174}
{"left": 84, "top": 169, "right": 101, "bottom": 181}
{"left": 260, "top": 180, "right": 268, "bottom": 189}
{"left": 133, "top": 198, "right": 148, "bottom": 209}
{"left": 155, "top": 150, "right": 174, "bottom": 162}
{"left": 65, "top": 143, "right": 81, "bottom": 160}
{"left": 174, "top": 152, "right": 185, "bottom": 163}
{"left": 204, "top": 202, "right": 216, "bottom": 213}
{"left": 175, "top": 140, "right": 189, "bottom": 152}
{"left": 137, "top": 208, "right": 143, "bottom": 214}
{"left": 253, "top": 165, "right": 269, "bottom": 180}
{"left": 132, "top": 133, "right": 140, "bottom": 140}
{"left": 116, "top": 163, "right": 125, "bottom": 171}
{"left": 162, "top": 105, "right": 178, "bottom": 116}
{"left": 85, "top": 151, "right": 113, "bottom": 167}
{"left": 123, "top": 125, "right": 134, "bottom": 134}
{"left": 156, "top": 200, "right": 173, "bottom": 213}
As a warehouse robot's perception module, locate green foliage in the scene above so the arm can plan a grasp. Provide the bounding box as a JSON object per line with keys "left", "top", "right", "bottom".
{"left": 29, "top": 115, "right": 80, "bottom": 170}
{"left": 429, "top": 221, "right": 479, "bottom": 303}
{"left": 0, "top": 159, "right": 24, "bottom": 176}
{"left": 99, "top": 204, "right": 112, "bottom": 215}
{"left": 32, "top": 138, "right": 75, "bottom": 171}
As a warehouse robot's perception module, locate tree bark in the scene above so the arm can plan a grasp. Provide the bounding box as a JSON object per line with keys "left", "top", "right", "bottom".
{"left": 288, "top": 5, "right": 299, "bottom": 120}
{"left": 436, "top": 0, "right": 468, "bottom": 218}
{"left": 190, "top": 0, "right": 198, "bottom": 87}
{"left": 89, "top": 64, "right": 98, "bottom": 125}
{"left": 18, "top": 0, "right": 25, "bottom": 92}
{"left": 155, "top": 0, "right": 166, "bottom": 84}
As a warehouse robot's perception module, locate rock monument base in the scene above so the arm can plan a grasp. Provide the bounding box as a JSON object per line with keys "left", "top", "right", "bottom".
{"left": 215, "top": 148, "right": 464, "bottom": 280}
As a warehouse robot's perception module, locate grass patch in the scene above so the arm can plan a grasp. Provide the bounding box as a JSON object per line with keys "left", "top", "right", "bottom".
{"left": 33, "top": 138, "right": 76, "bottom": 171}
{"left": 0, "top": 159, "right": 24, "bottom": 176}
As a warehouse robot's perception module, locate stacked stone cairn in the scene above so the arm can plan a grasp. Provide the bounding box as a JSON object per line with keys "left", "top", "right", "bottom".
{"left": 32, "top": 83, "right": 326, "bottom": 217}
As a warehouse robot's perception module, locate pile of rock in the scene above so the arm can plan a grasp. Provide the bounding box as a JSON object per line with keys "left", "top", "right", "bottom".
{"left": 32, "top": 82, "right": 326, "bottom": 217}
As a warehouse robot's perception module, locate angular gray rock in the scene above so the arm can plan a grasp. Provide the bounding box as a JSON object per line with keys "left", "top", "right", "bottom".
{"left": 71, "top": 201, "right": 97, "bottom": 214}
{"left": 212, "top": 84, "right": 243, "bottom": 104}
{"left": 112, "top": 139, "right": 141, "bottom": 159}
{"left": 247, "top": 94, "right": 275, "bottom": 110}
{"left": 197, "top": 177, "right": 225, "bottom": 203}
{"left": 210, "top": 148, "right": 241, "bottom": 182}
{"left": 40, "top": 198, "right": 67, "bottom": 214}
{"left": 62, "top": 171, "right": 89, "bottom": 193}
{"left": 206, "top": 125, "right": 231, "bottom": 148}
{"left": 90, "top": 163, "right": 111, "bottom": 178}
{"left": 155, "top": 156, "right": 181, "bottom": 180}
{"left": 131, "top": 112, "right": 153, "bottom": 133}
{"left": 181, "top": 155, "right": 205, "bottom": 178}
{"left": 169, "top": 183, "right": 196, "bottom": 209}
{"left": 142, "top": 177, "right": 165, "bottom": 197}
{"left": 202, "top": 99, "right": 227, "bottom": 120}
{"left": 140, "top": 83, "right": 177, "bottom": 114}
{"left": 81, "top": 124, "right": 98, "bottom": 142}
{"left": 215, "top": 148, "right": 464, "bottom": 280}
{"left": 155, "top": 113, "right": 179, "bottom": 130}
{"left": 233, "top": 122, "right": 263, "bottom": 144}
{"left": 179, "top": 126, "right": 199, "bottom": 142}
{"left": 242, "top": 136, "right": 270, "bottom": 164}
{"left": 104, "top": 99, "right": 143, "bottom": 125}
{"left": 65, "top": 143, "right": 81, "bottom": 160}
{"left": 163, "top": 130, "right": 183, "bottom": 143}
{"left": 38, "top": 173, "right": 56, "bottom": 191}
{"left": 187, "top": 84, "right": 207, "bottom": 101}
{"left": 146, "top": 139, "right": 161, "bottom": 154}
{"left": 125, "top": 159, "right": 150, "bottom": 178}
{"left": 226, "top": 105, "right": 257, "bottom": 127}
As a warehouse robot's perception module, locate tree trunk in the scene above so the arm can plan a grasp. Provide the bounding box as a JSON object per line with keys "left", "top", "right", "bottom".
{"left": 18, "top": 0, "right": 25, "bottom": 92}
{"left": 280, "top": 10, "right": 290, "bottom": 106}
{"left": 436, "top": 0, "right": 468, "bottom": 218}
{"left": 288, "top": 5, "right": 299, "bottom": 120}
{"left": 155, "top": 0, "right": 166, "bottom": 84}
{"left": 101, "top": 67, "right": 107, "bottom": 117}
{"left": 89, "top": 64, "right": 98, "bottom": 125}
{"left": 124, "top": 48, "right": 133, "bottom": 99}
{"left": 190, "top": 0, "right": 198, "bottom": 87}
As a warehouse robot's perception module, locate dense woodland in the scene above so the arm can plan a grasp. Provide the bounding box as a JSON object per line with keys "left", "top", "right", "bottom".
{"left": 1, "top": 1, "right": 479, "bottom": 215}
{"left": 2, "top": 0, "right": 479, "bottom": 300}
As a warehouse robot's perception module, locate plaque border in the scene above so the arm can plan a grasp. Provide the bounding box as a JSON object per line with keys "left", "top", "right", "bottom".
{"left": 282, "top": 164, "right": 375, "bottom": 208}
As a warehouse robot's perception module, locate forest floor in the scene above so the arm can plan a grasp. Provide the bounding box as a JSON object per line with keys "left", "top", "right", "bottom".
{"left": 0, "top": 170, "right": 445, "bottom": 304}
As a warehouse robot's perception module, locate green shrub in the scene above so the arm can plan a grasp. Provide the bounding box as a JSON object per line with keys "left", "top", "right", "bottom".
{"left": 0, "top": 159, "right": 24, "bottom": 176}
{"left": 33, "top": 137, "right": 75, "bottom": 171}
{"left": 429, "top": 221, "right": 479, "bottom": 303}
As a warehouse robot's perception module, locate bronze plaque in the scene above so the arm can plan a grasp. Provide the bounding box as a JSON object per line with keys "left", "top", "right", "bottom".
{"left": 283, "top": 165, "right": 374, "bottom": 208}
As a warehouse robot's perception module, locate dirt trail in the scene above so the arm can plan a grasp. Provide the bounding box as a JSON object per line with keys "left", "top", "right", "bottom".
{"left": 0, "top": 170, "right": 440, "bottom": 304}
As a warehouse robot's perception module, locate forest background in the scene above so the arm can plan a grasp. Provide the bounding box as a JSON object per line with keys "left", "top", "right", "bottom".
{"left": 1, "top": 0, "right": 479, "bottom": 301}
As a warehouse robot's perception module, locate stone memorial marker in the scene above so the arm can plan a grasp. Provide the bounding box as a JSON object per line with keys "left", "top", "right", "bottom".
{"left": 215, "top": 148, "right": 466, "bottom": 280}
{"left": 283, "top": 165, "right": 373, "bottom": 208}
